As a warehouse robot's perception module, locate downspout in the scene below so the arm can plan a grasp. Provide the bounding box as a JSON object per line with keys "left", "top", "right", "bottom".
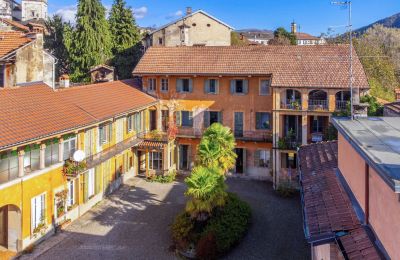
{"left": 365, "top": 162, "right": 369, "bottom": 225}
{"left": 52, "top": 57, "right": 58, "bottom": 90}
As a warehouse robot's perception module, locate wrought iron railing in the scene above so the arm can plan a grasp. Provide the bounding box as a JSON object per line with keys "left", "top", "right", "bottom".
{"left": 308, "top": 100, "right": 328, "bottom": 111}
{"left": 280, "top": 99, "right": 302, "bottom": 110}
{"left": 335, "top": 100, "right": 349, "bottom": 111}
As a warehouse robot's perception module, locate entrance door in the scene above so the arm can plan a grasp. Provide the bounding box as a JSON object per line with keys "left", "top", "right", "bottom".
{"left": 137, "top": 151, "right": 146, "bottom": 176}
{"left": 0, "top": 206, "right": 7, "bottom": 248}
{"left": 234, "top": 112, "right": 243, "bottom": 137}
{"left": 179, "top": 145, "right": 190, "bottom": 170}
{"left": 235, "top": 148, "right": 245, "bottom": 174}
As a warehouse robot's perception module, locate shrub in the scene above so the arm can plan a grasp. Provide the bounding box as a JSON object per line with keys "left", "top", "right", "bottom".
{"left": 146, "top": 170, "right": 176, "bottom": 183}
{"left": 201, "top": 193, "right": 251, "bottom": 255}
{"left": 171, "top": 212, "right": 194, "bottom": 250}
{"left": 276, "top": 181, "right": 297, "bottom": 198}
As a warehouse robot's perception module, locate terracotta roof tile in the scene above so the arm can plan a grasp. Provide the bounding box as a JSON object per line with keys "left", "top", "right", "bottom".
{"left": 384, "top": 101, "right": 400, "bottom": 115}
{"left": 0, "top": 31, "right": 32, "bottom": 58}
{"left": 295, "top": 32, "right": 320, "bottom": 40}
{"left": 133, "top": 45, "right": 369, "bottom": 89}
{"left": 0, "top": 80, "right": 157, "bottom": 149}
{"left": 0, "top": 18, "right": 30, "bottom": 32}
{"left": 298, "top": 142, "right": 381, "bottom": 259}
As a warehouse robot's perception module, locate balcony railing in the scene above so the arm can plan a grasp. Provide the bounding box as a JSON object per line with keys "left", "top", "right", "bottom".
{"left": 335, "top": 100, "right": 349, "bottom": 111}
{"left": 280, "top": 99, "right": 302, "bottom": 110}
{"left": 277, "top": 138, "right": 301, "bottom": 150}
{"left": 235, "top": 131, "right": 273, "bottom": 142}
{"left": 86, "top": 135, "right": 143, "bottom": 169}
{"left": 308, "top": 100, "right": 328, "bottom": 111}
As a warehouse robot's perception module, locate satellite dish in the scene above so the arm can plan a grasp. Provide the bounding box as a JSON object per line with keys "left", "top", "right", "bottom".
{"left": 73, "top": 150, "right": 85, "bottom": 162}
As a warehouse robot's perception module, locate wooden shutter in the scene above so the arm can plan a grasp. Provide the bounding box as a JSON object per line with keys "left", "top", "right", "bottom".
{"left": 83, "top": 172, "right": 88, "bottom": 202}
{"left": 204, "top": 79, "right": 209, "bottom": 93}
{"left": 215, "top": 79, "right": 220, "bottom": 94}
{"left": 204, "top": 111, "right": 210, "bottom": 128}
{"left": 95, "top": 166, "right": 102, "bottom": 194}
{"left": 188, "top": 79, "right": 193, "bottom": 93}
{"left": 176, "top": 79, "right": 183, "bottom": 92}
{"left": 218, "top": 111, "right": 223, "bottom": 124}
{"left": 243, "top": 80, "right": 249, "bottom": 94}
{"left": 254, "top": 150, "right": 260, "bottom": 167}
{"left": 256, "top": 113, "right": 261, "bottom": 129}
{"left": 175, "top": 111, "right": 182, "bottom": 126}
{"left": 230, "top": 80, "right": 235, "bottom": 94}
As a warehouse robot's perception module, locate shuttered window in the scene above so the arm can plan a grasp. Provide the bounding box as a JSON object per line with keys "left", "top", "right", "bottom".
{"left": 31, "top": 193, "right": 45, "bottom": 231}
{"left": 148, "top": 78, "right": 156, "bottom": 91}
{"left": 204, "top": 79, "right": 219, "bottom": 94}
{"left": 204, "top": 111, "right": 223, "bottom": 128}
{"left": 254, "top": 150, "right": 270, "bottom": 168}
{"left": 176, "top": 78, "right": 193, "bottom": 93}
{"left": 161, "top": 78, "right": 169, "bottom": 92}
{"left": 63, "top": 137, "right": 76, "bottom": 160}
{"left": 230, "top": 79, "right": 248, "bottom": 95}
{"left": 259, "top": 79, "right": 271, "bottom": 95}
{"left": 256, "top": 112, "right": 271, "bottom": 130}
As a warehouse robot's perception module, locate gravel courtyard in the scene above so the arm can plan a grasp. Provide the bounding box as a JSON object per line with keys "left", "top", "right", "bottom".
{"left": 20, "top": 177, "right": 310, "bottom": 260}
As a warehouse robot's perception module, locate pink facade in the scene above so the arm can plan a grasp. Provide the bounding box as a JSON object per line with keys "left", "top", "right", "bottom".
{"left": 338, "top": 133, "right": 400, "bottom": 259}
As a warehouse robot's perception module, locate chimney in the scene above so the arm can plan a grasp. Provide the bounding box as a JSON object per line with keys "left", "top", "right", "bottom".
{"left": 59, "top": 74, "right": 70, "bottom": 88}
{"left": 291, "top": 21, "right": 297, "bottom": 34}
{"left": 186, "top": 7, "right": 192, "bottom": 15}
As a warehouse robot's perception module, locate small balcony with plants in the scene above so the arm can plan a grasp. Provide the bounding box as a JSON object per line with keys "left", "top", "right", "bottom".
{"left": 308, "top": 90, "right": 328, "bottom": 111}
{"left": 63, "top": 159, "right": 87, "bottom": 178}
{"left": 335, "top": 91, "right": 351, "bottom": 112}
{"left": 280, "top": 89, "right": 302, "bottom": 110}
{"left": 277, "top": 129, "right": 301, "bottom": 150}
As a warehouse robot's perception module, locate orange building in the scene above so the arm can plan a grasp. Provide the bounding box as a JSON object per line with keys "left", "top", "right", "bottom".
{"left": 133, "top": 45, "right": 370, "bottom": 185}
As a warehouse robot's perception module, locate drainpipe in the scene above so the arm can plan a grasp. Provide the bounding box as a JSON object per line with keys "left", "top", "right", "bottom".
{"left": 365, "top": 163, "right": 369, "bottom": 225}
{"left": 52, "top": 57, "right": 58, "bottom": 90}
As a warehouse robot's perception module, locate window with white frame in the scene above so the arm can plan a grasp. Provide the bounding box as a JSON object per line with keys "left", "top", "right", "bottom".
{"left": 99, "top": 123, "right": 112, "bottom": 145}
{"left": 45, "top": 139, "right": 59, "bottom": 167}
{"left": 63, "top": 136, "right": 76, "bottom": 161}
{"left": 127, "top": 114, "right": 134, "bottom": 132}
{"left": 134, "top": 112, "right": 143, "bottom": 133}
{"left": 84, "top": 169, "right": 95, "bottom": 202}
{"left": 149, "top": 151, "right": 163, "bottom": 170}
{"left": 259, "top": 79, "right": 271, "bottom": 95}
{"left": 161, "top": 78, "right": 169, "bottom": 92}
{"left": 148, "top": 78, "right": 156, "bottom": 92}
{"left": 31, "top": 193, "right": 45, "bottom": 231}
{"left": 66, "top": 180, "right": 75, "bottom": 208}
{"left": 254, "top": 150, "right": 270, "bottom": 168}
{"left": 0, "top": 151, "right": 18, "bottom": 183}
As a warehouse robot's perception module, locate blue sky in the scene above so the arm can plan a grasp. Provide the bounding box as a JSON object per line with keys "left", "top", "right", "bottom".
{"left": 49, "top": 0, "right": 399, "bottom": 35}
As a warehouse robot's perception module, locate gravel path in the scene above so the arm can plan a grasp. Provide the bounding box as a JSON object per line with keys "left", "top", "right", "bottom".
{"left": 20, "top": 177, "right": 309, "bottom": 260}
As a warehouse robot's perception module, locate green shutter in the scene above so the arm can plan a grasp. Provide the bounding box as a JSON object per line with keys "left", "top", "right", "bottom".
{"left": 230, "top": 80, "right": 235, "bottom": 94}
{"left": 204, "top": 111, "right": 210, "bottom": 128}
{"left": 243, "top": 80, "right": 249, "bottom": 94}
{"left": 254, "top": 150, "right": 260, "bottom": 167}
{"left": 188, "top": 79, "right": 193, "bottom": 93}
{"left": 204, "top": 79, "right": 209, "bottom": 93}
{"left": 176, "top": 79, "right": 183, "bottom": 92}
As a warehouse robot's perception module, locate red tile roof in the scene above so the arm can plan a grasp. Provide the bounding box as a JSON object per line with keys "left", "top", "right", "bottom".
{"left": 56, "top": 79, "right": 157, "bottom": 122}
{"left": 384, "top": 101, "right": 400, "bottom": 115}
{"left": 0, "top": 18, "right": 30, "bottom": 32}
{"left": 0, "top": 80, "right": 157, "bottom": 150}
{"left": 133, "top": 45, "right": 369, "bottom": 89}
{"left": 295, "top": 32, "right": 320, "bottom": 40}
{"left": 0, "top": 31, "right": 32, "bottom": 58}
{"left": 298, "top": 141, "right": 381, "bottom": 259}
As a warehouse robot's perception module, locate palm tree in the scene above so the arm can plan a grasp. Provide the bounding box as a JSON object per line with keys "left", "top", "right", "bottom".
{"left": 197, "top": 123, "right": 237, "bottom": 174}
{"left": 185, "top": 166, "right": 227, "bottom": 220}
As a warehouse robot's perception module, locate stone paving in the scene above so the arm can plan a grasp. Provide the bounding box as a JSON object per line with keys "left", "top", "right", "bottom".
{"left": 18, "top": 177, "right": 310, "bottom": 260}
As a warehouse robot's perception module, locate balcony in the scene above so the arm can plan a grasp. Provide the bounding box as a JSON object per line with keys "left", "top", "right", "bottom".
{"left": 176, "top": 127, "right": 203, "bottom": 138}
{"left": 235, "top": 131, "right": 272, "bottom": 142}
{"left": 335, "top": 100, "right": 349, "bottom": 111}
{"left": 308, "top": 100, "right": 328, "bottom": 111}
{"left": 280, "top": 99, "right": 302, "bottom": 110}
{"left": 277, "top": 138, "right": 301, "bottom": 150}
{"left": 86, "top": 135, "right": 143, "bottom": 169}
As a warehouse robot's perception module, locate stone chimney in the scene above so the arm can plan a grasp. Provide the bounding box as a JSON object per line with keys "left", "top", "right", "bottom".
{"left": 291, "top": 21, "right": 297, "bottom": 34}
{"left": 59, "top": 74, "right": 70, "bottom": 88}
{"left": 186, "top": 7, "right": 192, "bottom": 15}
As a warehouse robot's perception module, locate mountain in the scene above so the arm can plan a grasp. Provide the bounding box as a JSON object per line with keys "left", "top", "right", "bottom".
{"left": 354, "top": 12, "right": 400, "bottom": 35}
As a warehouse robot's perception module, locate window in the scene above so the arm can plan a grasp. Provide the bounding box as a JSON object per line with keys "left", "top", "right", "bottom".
{"left": 230, "top": 79, "right": 248, "bottom": 94}
{"left": 134, "top": 111, "right": 143, "bottom": 133}
{"left": 149, "top": 152, "right": 162, "bottom": 170}
{"left": 256, "top": 112, "right": 271, "bottom": 130}
{"left": 66, "top": 180, "right": 75, "bottom": 208}
{"left": 148, "top": 78, "right": 156, "bottom": 92}
{"left": 99, "top": 123, "right": 112, "bottom": 145}
{"left": 158, "top": 37, "right": 163, "bottom": 45}
{"left": 0, "top": 151, "right": 18, "bottom": 183}
{"left": 0, "top": 65, "right": 4, "bottom": 88}
{"left": 176, "top": 78, "right": 192, "bottom": 93}
{"left": 127, "top": 114, "right": 134, "bottom": 132}
{"left": 31, "top": 193, "right": 45, "bottom": 231}
{"left": 161, "top": 78, "right": 169, "bottom": 92}
{"left": 204, "top": 79, "right": 218, "bottom": 94}
{"left": 178, "top": 111, "right": 193, "bottom": 127}
{"left": 207, "top": 23, "right": 211, "bottom": 27}
{"left": 254, "top": 150, "right": 270, "bottom": 168}
{"left": 312, "top": 116, "right": 324, "bottom": 133}
{"left": 259, "top": 79, "right": 271, "bottom": 95}
{"left": 204, "top": 111, "right": 222, "bottom": 127}
{"left": 84, "top": 169, "right": 95, "bottom": 202}
{"left": 63, "top": 137, "right": 76, "bottom": 161}
{"left": 24, "top": 144, "right": 40, "bottom": 173}
{"left": 45, "top": 140, "right": 59, "bottom": 167}
{"left": 192, "top": 23, "right": 196, "bottom": 26}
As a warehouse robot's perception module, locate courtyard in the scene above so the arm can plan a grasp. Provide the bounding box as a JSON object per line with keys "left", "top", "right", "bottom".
{"left": 19, "top": 177, "right": 310, "bottom": 260}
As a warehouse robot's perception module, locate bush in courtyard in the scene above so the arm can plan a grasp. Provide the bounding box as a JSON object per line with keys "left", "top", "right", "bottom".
{"left": 276, "top": 180, "right": 297, "bottom": 198}
{"left": 200, "top": 193, "right": 251, "bottom": 255}
{"left": 146, "top": 170, "right": 176, "bottom": 183}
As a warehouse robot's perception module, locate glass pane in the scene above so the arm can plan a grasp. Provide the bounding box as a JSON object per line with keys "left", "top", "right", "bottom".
{"left": 63, "top": 142, "right": 69, "bottom": 160}
{"left": 52, "top": 144, "right": 59, "bottom": 164}
{"left": 45, "top": 146, "right": 52, "bottom": 167}
{"left": 31, "top": 149, "right": 40, "bottom": 171}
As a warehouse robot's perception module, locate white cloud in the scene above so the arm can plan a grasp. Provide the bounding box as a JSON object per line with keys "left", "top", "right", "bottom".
{"left": 133, "top": 6, "right": 148, "bottom": 19}
{"left": 165, "top": 10, "right": 183, "bottom": 20}
{"left": 54, "top": 5, "right": 77, "bottom": 24}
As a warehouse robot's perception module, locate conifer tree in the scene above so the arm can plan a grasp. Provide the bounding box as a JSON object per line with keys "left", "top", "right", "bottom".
{"left": 108, "top": 0, "right": 142, "bottom": 79}
{"left": 68, "top": 0, "right": 112, "bottom": 82}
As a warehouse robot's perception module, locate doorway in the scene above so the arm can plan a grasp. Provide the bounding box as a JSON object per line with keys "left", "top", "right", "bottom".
{"left": 137, "top": 151, "right": 146, "bottom": 176}
{"left": 150, "top": 110, "right": 157, "bottom": 131}
{"left": 179, "top": 145, "right": 190, "bottom": 170}
{"left": 235, "top": 148, "right": 244, "bottom": 174}
{"left": 0, "top": 206, "right": 7, "bottom": 248}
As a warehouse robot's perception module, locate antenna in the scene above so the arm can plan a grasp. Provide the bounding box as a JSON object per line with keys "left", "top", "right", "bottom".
{"left": 332, "top": 1, "right": 354, "bottom": 119}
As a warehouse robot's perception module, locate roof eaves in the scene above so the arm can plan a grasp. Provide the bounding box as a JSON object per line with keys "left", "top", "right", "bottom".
{"left": 0, "top": 36, "right": 35, "bottom": 61}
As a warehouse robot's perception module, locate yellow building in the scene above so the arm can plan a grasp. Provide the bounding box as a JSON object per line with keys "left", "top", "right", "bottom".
{"left": 0, "top": 80, "right": 175, "bottom": 252}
